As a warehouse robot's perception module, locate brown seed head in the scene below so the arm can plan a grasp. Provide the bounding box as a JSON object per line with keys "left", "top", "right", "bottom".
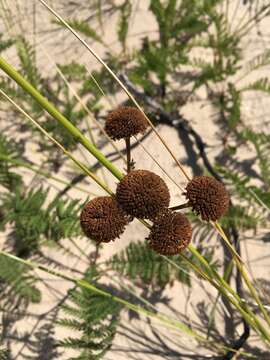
{"left": 185, "top": 176, "right": 230, "bottom": 221}
{"left": 116, "top": 170, "right": 170, "bottom": 220}
{"left": 105, "top": 106, "right": 149, "bottom": 140}
{"left": 80, "top": 196, "right": 130, "bottom": 243}
{"left": 147, "top": 210, "right": 192, "bottom": 256}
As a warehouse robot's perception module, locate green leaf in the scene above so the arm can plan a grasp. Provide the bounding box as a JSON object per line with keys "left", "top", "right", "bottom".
{"left": 53, "top": 19, "right": 102, "bottom": 43}
{"left": 0, "top": 346, "right": 9, "bottom": 360}
{"left": 16, "top": 37, "right": 41, "bottom": 88}
{"left": 0, "top": 33, "right": 14, "bottom": 53}
{"left": 117, "top": 0, "right": 132, "bottom": 49}
{"left": 0, "top": 134, "right": 23, "bottom": 191}
{"left": 0, "top": 254, "right": 41, "bottom": 306}
{"left": 243, "top": 49, "right": 270, "bottom": 74}
{"left": 242, "top": 77, "right": 270, "bottom": 94}
{"left": 108, "top": 241, "right": 218, "bottom": 288}
{"left": 58, "top": 266, "right": 121, "bottom": 359}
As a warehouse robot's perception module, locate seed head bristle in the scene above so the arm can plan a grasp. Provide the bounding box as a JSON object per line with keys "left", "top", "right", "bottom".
{"left": 105, "top": 106, "right": 149, "bottom": 140}
{"left": 185, "top": 176, "right": 230, "bottom": 221}
{"left": 147, "top": 210, "right": 192, "bottom": 256}
{"left": 116, "top": 169, "right": 170, "bottom": 220}
{"left": 80, "top": 196, "right": 130, "bottom": 243}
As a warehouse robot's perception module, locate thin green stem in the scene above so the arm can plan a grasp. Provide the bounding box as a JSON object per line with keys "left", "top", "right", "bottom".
{"left": 38, "top": 0, "right": 191, "bottom": 182}
{"left": 0, "top": 153, "right": 96, "bottom": 196}
{"left": 35, "top": 4, "right": 256, "bottom": 314}
{"left": 0, "top": 87, "right": 113, "bottom": 196}
{"left": 179, "top": 253, "right": 270, "bottom": 343}
{"left": 188, "top": 246, "right": 270, "bottom": 342}
{"left": 1, "top": 53, "right": 269, "bottom": 344}
{"left": 215, "top": 223, "right": 270, "bottom": 328}
{"left": 0, "top": 56, "right": 123, "bottom": 181}
{"left": 0, "top": 250, "right": 202, "bottom": 341}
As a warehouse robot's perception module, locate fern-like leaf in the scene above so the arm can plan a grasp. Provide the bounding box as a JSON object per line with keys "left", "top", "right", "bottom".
{"left": 0, "top": 33, "right": 14, "bottom": 53}
{"left": 1, "top": 187, "right": 82, "bottom": 256}
{"left": 53, "top": 19, "right": 102, "bottom": 43}
{"left": 108, "top": 241, "right": 218, "bottom": 288}
{"left": 16, "top": 37, "right": 41, "bottom": 88}
{"left": 0, "top": 346, "right": 9, "bottom": 360}
{"left": 117, "top": 0, "right": 132, "bottom": 50}
{"left": 0, "top": 254, "right": 41, "bottom": 308}
{"left": 242, "top": 77, "right": 270, "bottom": 94}
{"left": 58, "top": 266, "right": 121, "bottom": 359}
{"left": 0, "top": 134, "right": 23, "bottom": 191}
{"left": 242, "top": 49, "right": 270, "bottom": 75}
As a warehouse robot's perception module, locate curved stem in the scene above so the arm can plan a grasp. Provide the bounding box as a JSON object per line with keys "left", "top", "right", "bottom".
{"left": 0, "top": 250, "right": 202, "bottom": 341}
{"left": 0, "top": 56, "right": 123, "bottom": 181}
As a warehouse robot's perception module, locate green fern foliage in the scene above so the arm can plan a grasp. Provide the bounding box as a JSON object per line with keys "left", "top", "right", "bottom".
{"left": 16, "top": 37, "right": 41, "bottom": 88}
{"left": 1, "top": 187, "right": 82, "bottom": 256}
{"left": 117, "top": 0, "right": 132, "bottom": 50}
{"left": 53, "top": 19, "right": 102, "bottom": 43}
{"left": 0, "top": 33, "right": 13, "bottom": 53}
{"left": 216, "top": 166, "right": 269, "bottom": 230}
{"left": 243, "top": 49, "right": 270, "bottom": 75}
{"left": 58, "top": 267, "right": 122, "bottom": 359}
{"left": 0, "top": 134, "right": 23, "bottom": 191}
{"left": 242, "top": 77, "right": 270, "bottom": 95}
{"left": 45, "top": 196, "right": 83, "bottom": 243}
{"left": 0, "top": 254, "right": 41, "bottom": 307}
{"left": 0, "top": 346, "right": 9, "bottom": 360}
{"left": 240, "top": 129, "right": 270, "bottom": 187}
{"left": 108, "top": 241, "right": 218, "bottom": 288}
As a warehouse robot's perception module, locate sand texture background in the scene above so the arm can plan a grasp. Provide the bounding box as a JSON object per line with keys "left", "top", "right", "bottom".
{"left": 0, "top": 0, "right": 270, "bottom": 359}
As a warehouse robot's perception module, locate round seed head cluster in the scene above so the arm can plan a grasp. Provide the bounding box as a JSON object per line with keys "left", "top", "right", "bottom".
{"left": 80, "top": 196, "right": 130, "bottom": 243}
{"left": 105, "top": 106, "right": 149, "bottom": 140}
{"left": 185, "top": 176, "right": 230, "bottom": 221}
{"left": 116, "top": 170, "right": 170, "bottom": 220}
{"left": 148, "top": 210, "right": 192, "bottom": 256}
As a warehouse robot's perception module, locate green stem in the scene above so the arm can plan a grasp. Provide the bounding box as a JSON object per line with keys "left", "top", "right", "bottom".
{"left": 215, "top": 223, "right": 270, "bottom": 328}
{"left": 0, "top": 250, "right": 202, "bottom": 341}
{"left": 0, "top": 56, "right": 123, "bottom": 181}
{"left": 188, "top": 247, "right": 270, "bottom": 342}
{"left": 1, "top": 56, "right": 269, "bottom": 343}
{"left": 180, "top": 253, "right": 270, "bottom": 343}
{"left": 0, "top": 154, "right": 96, "bottom": 195}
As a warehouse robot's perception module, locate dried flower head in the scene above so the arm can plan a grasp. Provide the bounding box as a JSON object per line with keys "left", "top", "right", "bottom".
{"left": 105, "top": 106, "right": 149, "bottom": 140}
{"left": 80, "top": 196, "right": 130, "bottom": 243}
{"left": 116, "top": 170, "right": 170, "bottom": 219}
{"left": 147, "top": 210, "right": 192, "bottom": 256}
{"left": 185, "top": 176, "right": 230, "bottom": 221}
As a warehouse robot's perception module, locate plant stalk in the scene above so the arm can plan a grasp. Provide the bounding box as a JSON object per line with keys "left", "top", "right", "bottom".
{"left": 0, "top": 56, "right": 123, "bottom": 181}
{"left": 125, "top": 137, "right": 131, "bottom": 173}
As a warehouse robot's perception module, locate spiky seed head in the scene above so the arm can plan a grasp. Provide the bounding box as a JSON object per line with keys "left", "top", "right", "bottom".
{"left": 185, "top": 176, "right": 230, "bottom": 221}
{"left": 80, "top": 196, "right": 130, "bottom": 243}
{"left": 147, "top": 210, "right": 192, "bottom": 256}
{"left": 105, "top": 106, "right": 149, "bottom": 140}
{"left": 116, "top": 170, "right": 170, "bottom": 220}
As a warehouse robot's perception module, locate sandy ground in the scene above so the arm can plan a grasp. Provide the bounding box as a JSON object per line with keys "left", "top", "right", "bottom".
{"left": 0, "top": 1, "right": 270, "bottom": 359}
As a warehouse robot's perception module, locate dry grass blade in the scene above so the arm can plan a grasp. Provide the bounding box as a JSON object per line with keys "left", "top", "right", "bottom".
{"left": 38, "top": 0, "right": 191, "bottom": 182}
{"left": 0, "top": 88, "right": 113, "bottom": 196}
{"left": 134, "top": 135, "right": 186, "bottom": 193}
{"left": 39, "top": 46, "right": 126, "bottom": 163}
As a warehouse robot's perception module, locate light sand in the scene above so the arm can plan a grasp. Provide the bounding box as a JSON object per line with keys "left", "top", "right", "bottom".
{"left": 0, "top": 1, "right": 270, "bottom": 358}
